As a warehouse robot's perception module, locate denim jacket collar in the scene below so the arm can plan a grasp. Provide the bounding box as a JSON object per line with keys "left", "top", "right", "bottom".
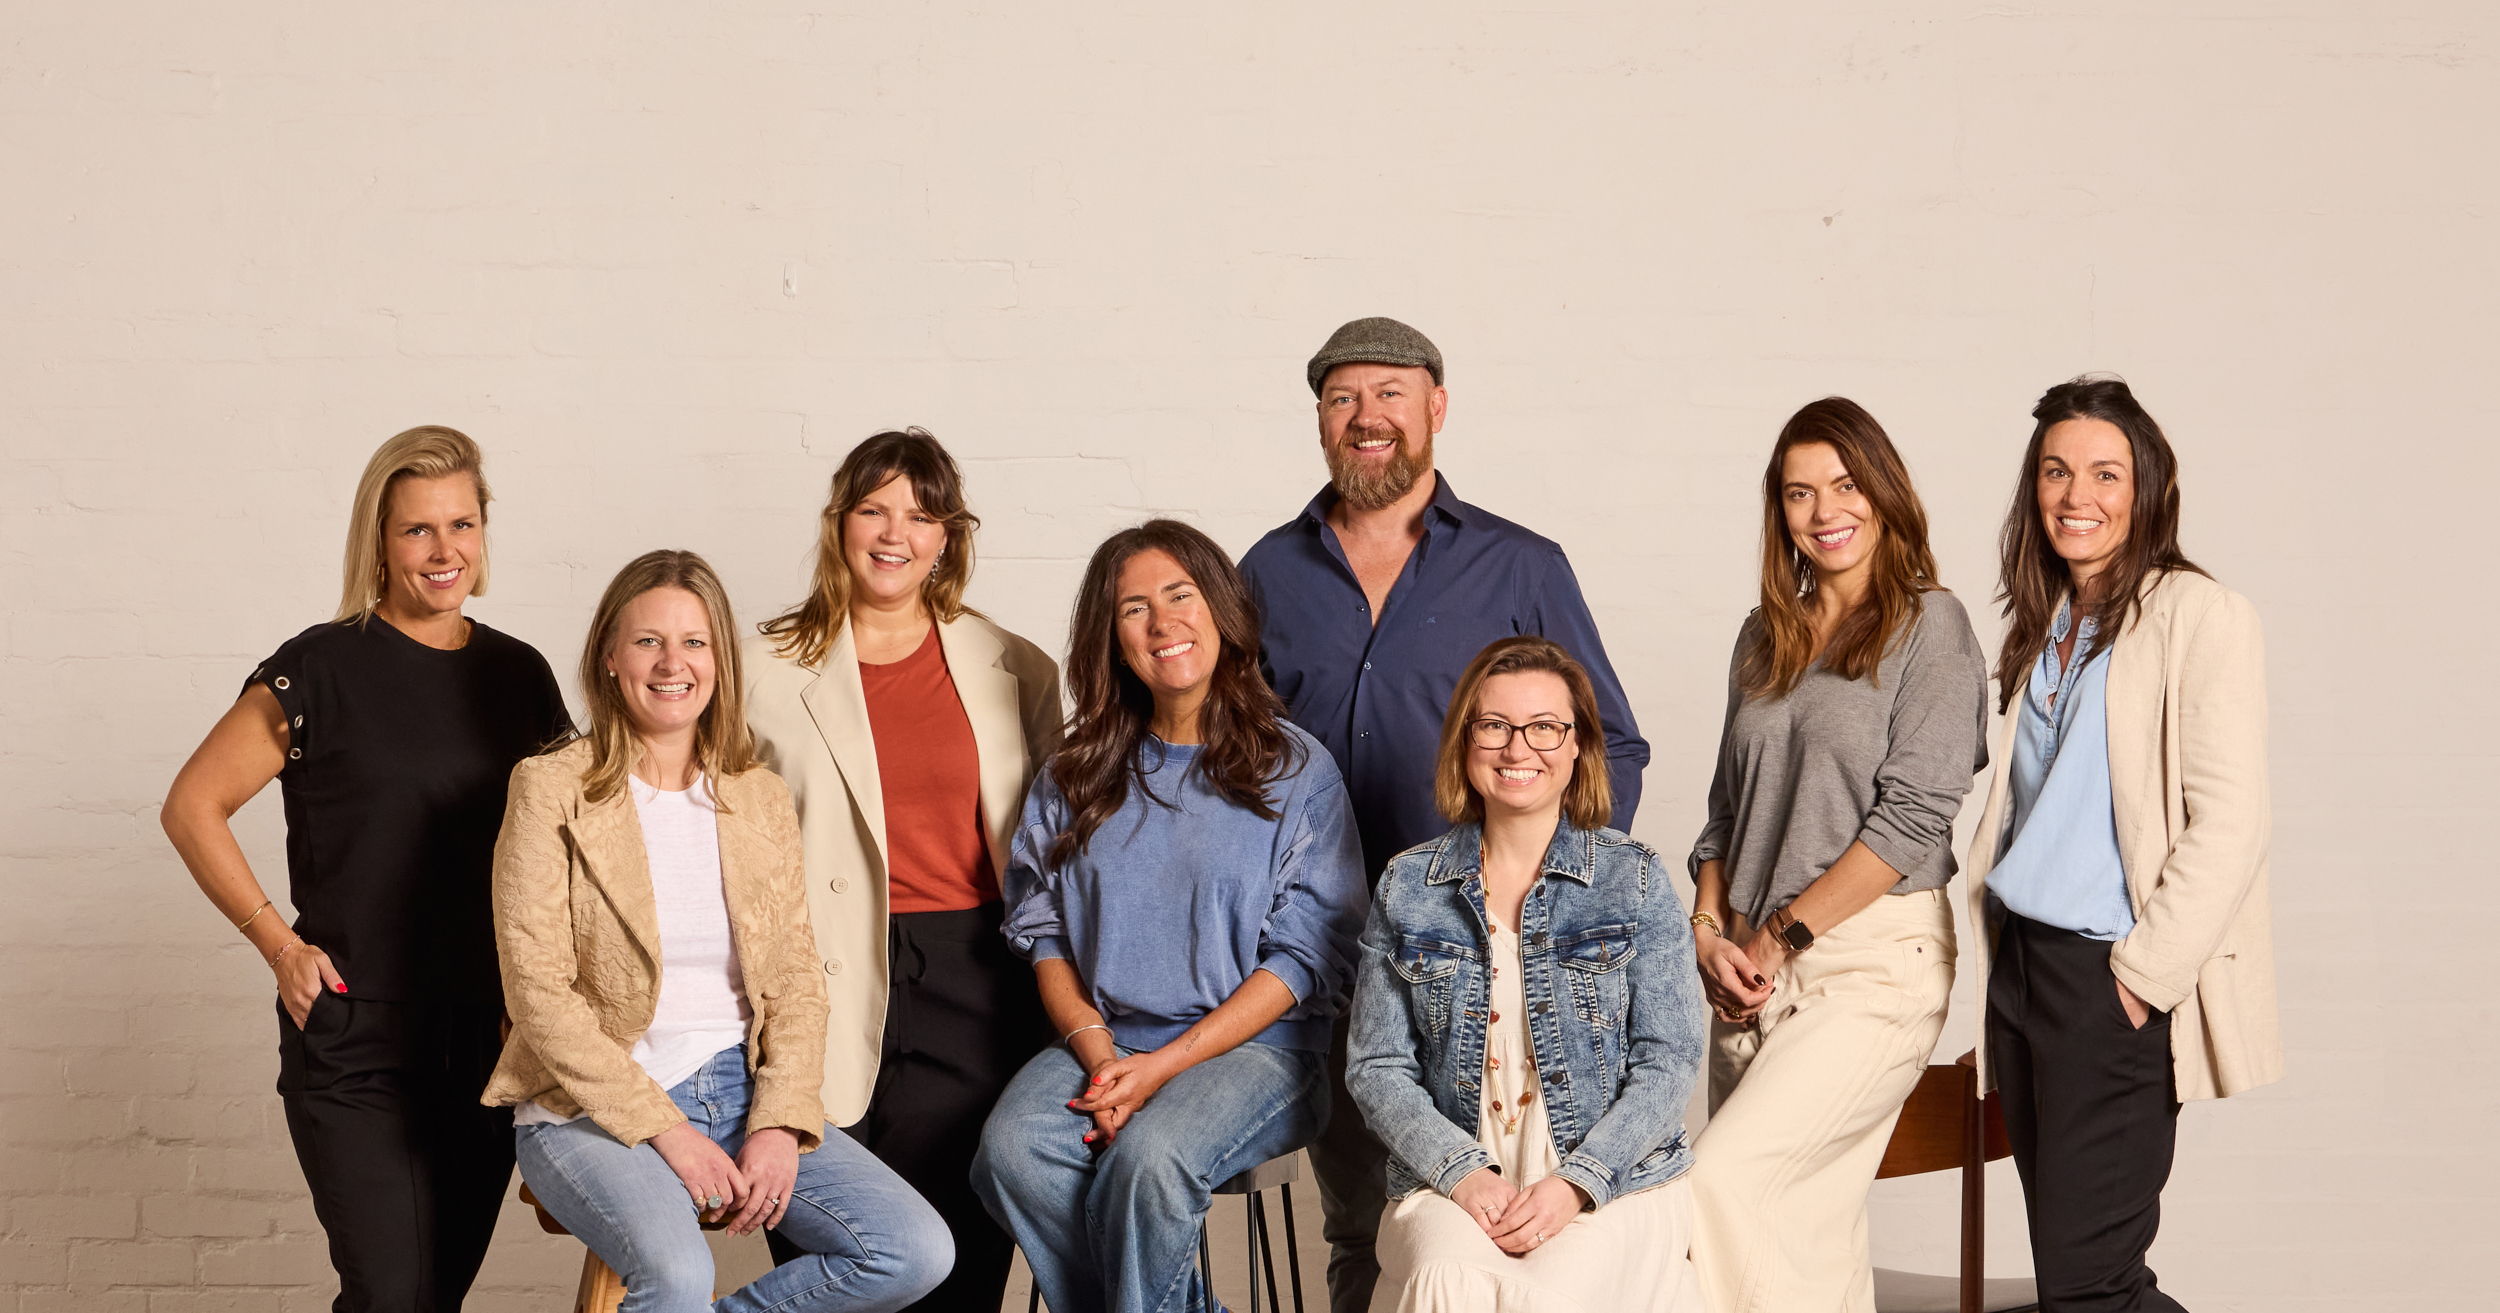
{"left": 1421, "top": 819, "right": 1597, "bottom": 887}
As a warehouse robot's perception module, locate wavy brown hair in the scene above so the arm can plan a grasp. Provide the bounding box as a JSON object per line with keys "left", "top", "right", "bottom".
{"left": 1433, "top": 636, "right": 1612, "bottom": 830}
{"left": 760, "top": 427, "right": 981, "bottom": 668}
{"left": 574, "top": 549, "right": 761, "bottom": 807}
{"left": 1993, "top": 375, "right": 2204, "bottom": 712}
{"left": 1046, "top": 519, "right": 1295, "bottom": 867}
{"left": 1739, "top": 397, "right": 1941, "bottom": 699}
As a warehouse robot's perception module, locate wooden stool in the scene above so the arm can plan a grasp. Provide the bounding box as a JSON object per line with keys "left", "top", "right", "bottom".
{"left": 1027, "top": 1153, "right": 1308, "bottom": 1313}
{"left": 521, "top": 1182, "right": 726, "bottom": 1313}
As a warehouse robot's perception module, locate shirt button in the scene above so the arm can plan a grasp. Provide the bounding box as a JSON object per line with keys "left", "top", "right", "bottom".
{"left": 822, "top": 959, "right": 843, "bottom": 976}
{"left": 830, "top": 878, "right": 849, "bottom": 893}
{"left": 1363, "top": 662, "right": 1372, "bottom": 671}
{"left": 1359, "top": 731, "right": 1370, "bottom": 739}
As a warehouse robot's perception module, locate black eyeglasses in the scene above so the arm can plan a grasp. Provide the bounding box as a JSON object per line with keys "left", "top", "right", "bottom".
{"left": 1468, "top": 718, "right": 1575, "bottom": 751}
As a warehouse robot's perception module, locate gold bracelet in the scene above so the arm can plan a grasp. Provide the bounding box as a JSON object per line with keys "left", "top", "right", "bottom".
{"left": 269, "top": 938, "right": 308, "bottom": 969}
{"left": 235, "top": 900, "right": 274, "bottom": 932}
{"left": 1688, "top": 911, "right": 1723, "bottom": 936}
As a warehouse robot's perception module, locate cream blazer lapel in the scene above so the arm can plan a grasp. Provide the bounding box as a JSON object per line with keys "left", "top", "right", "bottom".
{"left": 936, "top": 615, "right": 1030, "bottom": 879}
{"left": 798, "top": 626, "right": 889, "bottom": 877}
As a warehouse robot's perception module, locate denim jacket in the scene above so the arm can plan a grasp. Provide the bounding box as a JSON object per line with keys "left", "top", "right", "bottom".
{"left": 1346, "top": 821, "right": 1705, "bottom": 1209}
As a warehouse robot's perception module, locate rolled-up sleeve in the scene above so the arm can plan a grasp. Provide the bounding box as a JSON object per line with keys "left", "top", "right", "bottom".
{"left": 1855, "top": 610, "right": 1989, "bottom": 878}
{"left": 999, "top": 771, "right": 1072, "bottom": 965}
{"left": 1255, "top": 758, "right": 1368, "bottom": 1011}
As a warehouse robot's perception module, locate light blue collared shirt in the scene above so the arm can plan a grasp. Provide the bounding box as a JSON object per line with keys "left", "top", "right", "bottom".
{"left": 1987, "top": 601, "right": 2135, "bottom": 941}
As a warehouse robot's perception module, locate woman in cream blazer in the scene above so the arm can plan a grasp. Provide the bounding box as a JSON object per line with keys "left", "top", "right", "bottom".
{"left": 486, "top": 549, "right": 948, "bottom": 1312}
{"left": 1970, "top": 378, "right": 2279, "bottom": 1313}
{"left": 743, "top": 429, "right": 1062, "bottom": 1310}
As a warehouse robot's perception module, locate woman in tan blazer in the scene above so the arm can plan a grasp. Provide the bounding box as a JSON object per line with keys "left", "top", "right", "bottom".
{"left": 486, "top": 550, "right": 949, "bottom": 1313}
{"left": 1970, "top": 377, "right": 2279, "bottom": 1313}
{"left": 743, "top": 429, "right": 1063, "bottom": 1308}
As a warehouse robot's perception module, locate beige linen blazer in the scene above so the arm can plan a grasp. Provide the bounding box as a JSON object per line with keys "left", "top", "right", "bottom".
{"left": 742, "top": 614, "right": 1063, "bottom": 1126}
{"left": 479, "top": 739, "right": 831, "bottom": 1149}
{"left": 1967, "top": 569, "right": 2281, "bottom": 1102}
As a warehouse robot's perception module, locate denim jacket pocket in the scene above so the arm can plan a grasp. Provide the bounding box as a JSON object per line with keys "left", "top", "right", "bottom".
{"left": 1392, "top": 934, "right": 1465, "bottom": 1036}
{"left": 1556, "top": 923, "right": 1637, "bottom": 1031}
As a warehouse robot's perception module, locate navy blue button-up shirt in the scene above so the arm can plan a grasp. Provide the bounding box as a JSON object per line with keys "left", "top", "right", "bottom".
{"left": 1239, "top": 475, "right": 1649, "bottom": 879}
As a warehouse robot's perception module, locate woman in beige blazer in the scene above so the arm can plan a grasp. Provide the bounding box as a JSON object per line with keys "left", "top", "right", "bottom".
{"left": 486, "top": 549, "right": 949, "bottom": 1313}
{"left": 743, "top": 428, "right": 1063, "bottom": 1308}
{"left": 1970, "top": 377, "right": 2279, "bottom": 1313}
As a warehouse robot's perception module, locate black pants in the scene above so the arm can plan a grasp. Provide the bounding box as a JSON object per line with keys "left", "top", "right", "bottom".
{"left": 1306, "top": 1015, "right": 1388, "bottom": 1313}
{"left": 276, "top": 994, "right": 513, "bottom": 1313}
{"left": 1987, "top": 910, "right": 2186, "bottom": 1313}
{"left": 769, "top": 904, "right": 1050, "bottom": 1312}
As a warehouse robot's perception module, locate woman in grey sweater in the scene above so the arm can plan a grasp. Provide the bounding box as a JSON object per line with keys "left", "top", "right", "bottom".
{"left": 1682, "top": 398, "right": 1990, "bottom": 1313}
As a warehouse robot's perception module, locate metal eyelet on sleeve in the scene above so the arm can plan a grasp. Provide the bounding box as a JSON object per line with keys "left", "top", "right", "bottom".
{"left": 292, "top": 715, "right": 304, "bottom": 728}
{"left": 273, "top": 676, "right": 292, "bottom": 690}
{"left": 287, "top": 748, "right": 302, "bottom": 760}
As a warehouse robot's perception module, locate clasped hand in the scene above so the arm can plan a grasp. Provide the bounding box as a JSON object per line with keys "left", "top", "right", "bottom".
{"left": 650, "top": 1122, "right": 798, "bottom": 1236}
{"left": 1451, "top": 1168, "right": 1586, "bottom": 1254}
{"left": 1694, "top": 926, "right": 1778, "bottom": 1026}
{"left": 1067, "top": 1048, "right": 1181, "bottom": 1148}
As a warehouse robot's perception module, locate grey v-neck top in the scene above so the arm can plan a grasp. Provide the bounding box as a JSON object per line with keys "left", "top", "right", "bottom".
{"left": 1687, "top": 588, "right": 1990, "bottom": 927}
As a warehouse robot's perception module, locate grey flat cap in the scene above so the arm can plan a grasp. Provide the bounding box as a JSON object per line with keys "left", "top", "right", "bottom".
{"left": 1306, "top": 317, "right": 1444, "bottom": 395}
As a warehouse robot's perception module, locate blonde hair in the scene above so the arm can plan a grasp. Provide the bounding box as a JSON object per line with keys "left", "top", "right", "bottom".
{"left": 1432, "top": 636, "right": 1613, "bottom": 831}
{"left": 334, "top": 426, "right": 493, "bottom": 623}
{"left": 762, "top": 428, "right": 980, "bottom": 668}
{"left": 574, "top": 550, "right": 761, "bottom": 806}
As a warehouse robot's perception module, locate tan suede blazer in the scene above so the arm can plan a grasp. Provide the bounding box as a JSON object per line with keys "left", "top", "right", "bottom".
{"left": 742, "top": 614, "right": 1062, "bottom": 1126}
{"left": 1968, "top": 569, "right": 2281, "bottom": 1102}
{"left": 480, "top": 739, "right": 830, "bottom": 1148}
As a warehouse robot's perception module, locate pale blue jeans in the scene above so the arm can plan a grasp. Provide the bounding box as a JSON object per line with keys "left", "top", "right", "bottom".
{"left": 971, "top": 1041, "right": 1326, "bottom": 1313}
{"left": 516, "top": 1046, "right": 951, "bottom": 1313}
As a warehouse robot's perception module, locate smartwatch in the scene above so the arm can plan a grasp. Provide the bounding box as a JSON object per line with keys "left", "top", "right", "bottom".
{"left": 1773, "top": 907, "right": 1815, "bottom": 952}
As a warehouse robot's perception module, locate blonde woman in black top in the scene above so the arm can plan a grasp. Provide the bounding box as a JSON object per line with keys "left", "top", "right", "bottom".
{"left": 163, "top": 426, "right": 566, "bottom": 1312}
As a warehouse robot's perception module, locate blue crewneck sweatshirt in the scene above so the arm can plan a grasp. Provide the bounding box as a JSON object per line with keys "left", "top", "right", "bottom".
{"left": 1000, "top": 723, "right": 1368, "bottom": 1053}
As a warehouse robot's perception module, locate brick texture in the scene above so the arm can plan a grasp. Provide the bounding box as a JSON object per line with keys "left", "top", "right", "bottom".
{"left": 3, "top": 2, "right": 2489, "bottom": 1309}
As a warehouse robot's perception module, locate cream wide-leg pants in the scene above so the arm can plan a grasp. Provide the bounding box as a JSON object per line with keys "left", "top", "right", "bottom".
{"left": 1688, "top": 887, "right": 1955, "bottom": 1313}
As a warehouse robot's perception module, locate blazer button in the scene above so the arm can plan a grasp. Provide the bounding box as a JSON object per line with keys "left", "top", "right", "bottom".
{"left": 822, "top": 958, "right": 843, "bottom": 976}
{"left": 830, "top": 878, "right": 850, "bottom": 894}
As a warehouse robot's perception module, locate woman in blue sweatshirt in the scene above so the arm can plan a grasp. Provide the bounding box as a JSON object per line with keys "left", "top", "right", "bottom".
{"left": 973, "top": 518, "right": 1369, "bottom": 1313}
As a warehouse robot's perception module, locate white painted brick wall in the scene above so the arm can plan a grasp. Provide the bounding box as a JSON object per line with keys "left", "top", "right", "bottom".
{"left": 4, "top": 2, "right": 2489, "bottom": 1307}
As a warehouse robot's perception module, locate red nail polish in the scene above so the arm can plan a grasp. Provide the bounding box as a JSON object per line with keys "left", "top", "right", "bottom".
{"left": 1082, "top": 1133, "right": 1095, "bottom": 1142}
{"left": 333, "top": 982, "right": 348, "bottom": 993}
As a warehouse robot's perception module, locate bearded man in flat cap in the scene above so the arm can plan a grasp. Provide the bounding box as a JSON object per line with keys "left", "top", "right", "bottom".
{"left": 1239, "top": 316, "right": 1651, "bottom": 1313}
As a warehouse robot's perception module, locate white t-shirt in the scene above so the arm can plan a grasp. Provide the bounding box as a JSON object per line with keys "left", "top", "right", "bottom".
{"left": 518, "top": 773, "right": 753, "bottom": 1126}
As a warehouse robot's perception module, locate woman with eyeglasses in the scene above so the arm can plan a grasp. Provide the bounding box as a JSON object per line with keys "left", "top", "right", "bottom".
{"left": 1347, "top": 635, "right": 1706, "bottom": 1312}
{"left": 1683, "top": 398, "right": 1989, "bottom": 1313}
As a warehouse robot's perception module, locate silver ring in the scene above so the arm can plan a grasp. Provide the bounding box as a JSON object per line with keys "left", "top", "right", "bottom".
{"left": 705, "top": 1194, "right": 724, "bottom": 1210}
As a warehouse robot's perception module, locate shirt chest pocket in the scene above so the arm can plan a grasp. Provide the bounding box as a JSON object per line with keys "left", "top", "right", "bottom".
{"left": 1391, "top": 935, "right": 1466, "bottom": 1037}
{"left": 1555, "top": 925, "right": 1636, "bottom": 1030}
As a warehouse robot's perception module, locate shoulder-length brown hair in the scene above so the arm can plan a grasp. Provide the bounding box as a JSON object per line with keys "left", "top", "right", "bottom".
{"left": 1433, "top": 636, "right": 1612, "bottom": 831}
{"left": 1993, "top": 375, "right": 2203, "bottom": 712}
{"left": 1046, "top": 519, "right": 1294, "bottom": 867}
{"left": 1739, "top": 397, "right": 1941, "bottom": 699}
{"left": 335, "top": 425, "right": 493, "bottom": 623}
{"left": 760, "top": 427, "right": 981, "bottom": 669}
{"left": 575, "top": 549, "right": 761, "bottom": 806}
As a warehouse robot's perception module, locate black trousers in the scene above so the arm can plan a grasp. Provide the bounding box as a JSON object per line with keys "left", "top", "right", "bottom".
{"left": 769, "top": 904, "right": 1050, "bottom": 1313}
{"left": 1987, "top": 910, "right": 2187, "bottom": 1313}
{"left": 276, "top": 994, "right": 513, "bottom": 1313}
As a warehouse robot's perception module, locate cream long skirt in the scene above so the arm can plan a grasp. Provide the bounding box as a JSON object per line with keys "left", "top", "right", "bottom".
{"left": 1370, "top": 925, "right": 1705, "bottom": 1313}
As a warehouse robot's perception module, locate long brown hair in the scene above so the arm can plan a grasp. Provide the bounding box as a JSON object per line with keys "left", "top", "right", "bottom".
{"left": 1738, "top": 398, "right": 1941, "bottom": 699}
{"left": 574, "top": 549, "right": 761, "bottom": 806}
{"left": 1046, "top": 519, "right": 1295, "bottom": 867}
{"left": 1993, "top": 375, "right": 2204, "bottom": 712}
{"left": 1433, "top": 636, "right": 1612, "bottom": 831}
{"left": 760, "top": 427, "right": 980, "bottom": 668}
{"left": 335, "top": 425, "right": 492, "bottom": 623}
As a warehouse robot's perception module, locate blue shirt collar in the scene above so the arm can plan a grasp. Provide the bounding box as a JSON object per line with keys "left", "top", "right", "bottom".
{"left": 1295, "top": 471, "right": 1468, "bottom": 532}
{"left": 2048, "top": 596, "right": 2101, "bottom": 647}
{"left": 1424, "top": 819, "right": 1597, "bottom": 886}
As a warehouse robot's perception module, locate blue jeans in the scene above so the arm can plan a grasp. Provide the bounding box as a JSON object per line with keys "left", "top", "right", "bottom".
{"left": 971, "top": 1042, "right": 1326, "bottom": 1313}
{"left": 515, "top": 1046, "right": 951, "bottom": 1313}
